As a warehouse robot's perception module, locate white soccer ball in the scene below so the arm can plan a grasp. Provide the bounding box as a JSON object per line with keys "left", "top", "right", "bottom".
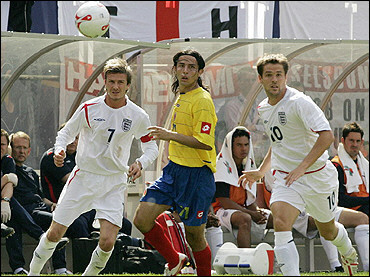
{"left": 75, "top": 1, "right": 110, "bottom": 38}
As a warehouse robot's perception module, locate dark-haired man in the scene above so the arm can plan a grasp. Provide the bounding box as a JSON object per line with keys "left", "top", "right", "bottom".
{"left": 134, "top": 49, "right": 217, "bottom": 276}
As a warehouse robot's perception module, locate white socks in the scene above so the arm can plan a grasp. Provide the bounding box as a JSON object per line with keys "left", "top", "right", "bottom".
{"left": 320, "top": 235, "right": 341, "bottom": 270}
{"left": 28, "top": 233, "right": 58, "bottom": 275}
{"left": 331, "top": 222, "right": 353, "bottom": 257}
{"left": 274, "top": 231, "right": 300, "bottom": 276}
{"left": 82, "top": 245, "right": 113, "bottom": 276}
{"left": 354, "top": 224, "right": 369, "bottom": 271}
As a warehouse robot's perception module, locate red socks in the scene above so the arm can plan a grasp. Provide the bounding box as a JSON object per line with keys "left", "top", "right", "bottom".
{"left": 143, "top": 221, "right": 179, "bottom": 268}
{"left": 193, "top": 244, "right": 212, "bottom": 276}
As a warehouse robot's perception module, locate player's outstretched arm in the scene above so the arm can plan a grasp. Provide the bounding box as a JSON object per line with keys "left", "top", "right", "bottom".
{"left": 148, "top": 126, "right": 211, "bottom": 150}
{"left": 239, "top": 147, "right": 271, "bottom": 189}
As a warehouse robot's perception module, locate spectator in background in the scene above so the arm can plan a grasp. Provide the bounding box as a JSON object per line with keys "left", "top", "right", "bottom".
{"left": 331, "top": 122, "right": 369, "bottom": 217}
{"left": 2, "top": 129, "right": 69, "bottom": 275}
{"left": 10, "top": 131, "right": 80, "bottom": 275}
{"left": 215, "top": 66, "right": 260, "bottom": 152}
{"left": 212, "top": 127, "right": 273, "bottom": 248}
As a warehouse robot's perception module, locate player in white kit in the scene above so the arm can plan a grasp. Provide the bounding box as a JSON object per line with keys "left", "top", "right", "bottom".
{"left": 238, "top": 54, "right": 358, "bottom": 276}
{"left": 28, "top": 58, "right": 158, "bottom": 276}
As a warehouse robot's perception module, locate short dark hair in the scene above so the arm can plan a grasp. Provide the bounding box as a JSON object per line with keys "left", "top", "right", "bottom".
{"left": 171, "top": 49, "right": 209, "bottom": 93}
{"left": 342, "top": 122, "right": 364, "bottom": 139}
{"left": 232, "top": 128, "right": 250, "bottom": 145}
{"left": 256, "top": 53, "right": 289, "bottom": 77}
{"left": 103, "top": 57, "right": 132, "bottom": 84}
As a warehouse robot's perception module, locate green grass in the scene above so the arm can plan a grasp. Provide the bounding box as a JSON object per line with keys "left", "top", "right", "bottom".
{"left": 1, "top": 272, "right": 369, "bottom": 276}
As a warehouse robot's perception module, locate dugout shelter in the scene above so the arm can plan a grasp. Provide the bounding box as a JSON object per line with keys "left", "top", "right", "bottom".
{"left": 0, "top": 30, "right": 369, "bottom": 273}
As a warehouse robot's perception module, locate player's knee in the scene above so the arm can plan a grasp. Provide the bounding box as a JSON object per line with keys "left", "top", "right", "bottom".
{"left": 357, "top": 212, "right": 369, "bottom": 225}
{"left": 273, "top": 217, "right": 291, "bottom": 231}
{"left": 47, "top": 227, "right": 64, "bottom": 242}
{"left": 319, "top": 226, "right": 337, "bottom": 241}
{"left": 99, "top": 236, "right": 115, "bottom": 252}
{"left": 237, "top": 214, "right": 252, "bottom": 229}
{"left": 133, "top": 213, "right": 149, "bottom": 232}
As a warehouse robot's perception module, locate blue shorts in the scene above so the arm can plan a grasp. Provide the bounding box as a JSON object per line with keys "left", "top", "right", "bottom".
{"left": 140, "top": 161, "right": 216, "bottom": 226}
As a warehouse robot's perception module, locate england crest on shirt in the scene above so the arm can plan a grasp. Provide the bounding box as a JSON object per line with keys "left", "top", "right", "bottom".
{"left": 278, "top": 112, "right": 287, "bottom": 125}
{"left": 122, "top": 118, "right": 132, "bottom": 132}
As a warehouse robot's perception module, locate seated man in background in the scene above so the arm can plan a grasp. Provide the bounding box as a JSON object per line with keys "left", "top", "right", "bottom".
{"left": 332, "top": 122, "right": 368, "bottom": 217}
{"left": 40, "top": 123, "right": 133, "bottom": 237}
{"left": 212, "top": 126, "right": 274, "bottom": 248}
{"left": 10, "top": 131, "right": 94, "bottom": 274}
{"left": 329, "top": 122, "right": 369, "bottom": 271}
{"left": 212, "top": 126, "right": 320, "bottom": 249}
{"left": 2, "top": 129, "right": 68, "bottom": 275}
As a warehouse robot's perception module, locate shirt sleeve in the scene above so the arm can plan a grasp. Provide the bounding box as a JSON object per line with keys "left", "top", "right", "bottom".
{"left": 298, "top": 95, "right": 331, "bottom": 132}
{"left": 54, "top": 103, "right": 86, "bottom": 154}
{"left": 192, "top": 97, "right": 217, "bottom": 149}
{"left": 1, "top": 155, "right": 16, "bottom": 174}
{"left": 134, "top": 112, "right": 159, "bottom": 170}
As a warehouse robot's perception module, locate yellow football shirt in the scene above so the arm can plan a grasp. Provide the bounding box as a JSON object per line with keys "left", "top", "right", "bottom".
{"left": 168, "top": 87, "right": 217, "bottom": 172}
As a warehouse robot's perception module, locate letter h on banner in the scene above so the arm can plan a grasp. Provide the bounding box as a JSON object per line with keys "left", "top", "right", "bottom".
{"left": 211, "top": 6, "right": 238, "bottom": 38}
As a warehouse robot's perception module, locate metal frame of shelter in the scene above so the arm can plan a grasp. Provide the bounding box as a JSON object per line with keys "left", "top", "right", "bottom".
{"left": 1, "top": 32, "right": 369, "bottom": 180}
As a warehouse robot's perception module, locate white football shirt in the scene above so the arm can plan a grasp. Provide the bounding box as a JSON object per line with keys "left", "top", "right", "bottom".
{"left": 55, "top": 95, "right": 158, "bottom": 175}
{"left": 257, "top": 86, "right": 331, "bottom": 173}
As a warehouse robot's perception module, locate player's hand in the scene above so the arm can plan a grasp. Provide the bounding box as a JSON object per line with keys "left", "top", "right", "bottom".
{"left": 128, "top": 161, "right": 142, "bottom": 182}
{"left": 250, "top": 209, "right": 267, "bottom": 224}
{"left": 50, "top": 203, "right": 57, "bottom": 212}
{"left": 54, "top": 150, "right": 66, "bottom": 167}
{"left": 206, "top": 213, "right": 220, "bottom": 228}
{"left": 147, "top": 126, "right": 173, "bottom": 141}
{"left": 284, "top": 167, "right": 305, "bottom": 187}
{"left": 238, "top": 169, "right": 263, "bottom": 189}
{"left": 1, "top": 201, "right": 11, "bottom": 223}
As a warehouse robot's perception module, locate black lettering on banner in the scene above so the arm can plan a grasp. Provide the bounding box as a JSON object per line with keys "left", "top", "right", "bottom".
{"left": 356, "top": 98, "right": 365, "bottom": 121}
{"left": 211, "top": 6, "right": 238, "bottom": 38}
{"left": 102, "top": 6, "right": 118, "bottom": 38}
{"left": 325, "top": 101, "right": 333, "bottom": 120}
{"left": 343, "top": 99, "right": 351, "bottom": 121}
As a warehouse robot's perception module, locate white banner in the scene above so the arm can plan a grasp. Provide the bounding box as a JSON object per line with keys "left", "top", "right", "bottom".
{"left": 57, "top": 1, "right": 275, "bottom": 41}
{"left": 279, "top": 1, "right": 369, "bottom": 40}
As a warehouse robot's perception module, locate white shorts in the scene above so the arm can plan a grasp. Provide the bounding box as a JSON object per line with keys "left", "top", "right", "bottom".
{"left": 216, "top": 208, "right": 272, "bottom": 244}
{"left": 53, "top": 167, "right": 127, "bottom": 228}
{"left": 270, "top": 160, "right": 339, "bottom": 223}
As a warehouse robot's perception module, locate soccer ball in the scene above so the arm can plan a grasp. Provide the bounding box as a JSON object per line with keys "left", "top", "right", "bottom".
{"left": 75, "top": 1, "right": 110, "bottom": 38}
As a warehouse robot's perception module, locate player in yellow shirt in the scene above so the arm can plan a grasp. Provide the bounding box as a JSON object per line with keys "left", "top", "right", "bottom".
{"left": 134, "top": 49, "right": 217, "bottom": 276}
